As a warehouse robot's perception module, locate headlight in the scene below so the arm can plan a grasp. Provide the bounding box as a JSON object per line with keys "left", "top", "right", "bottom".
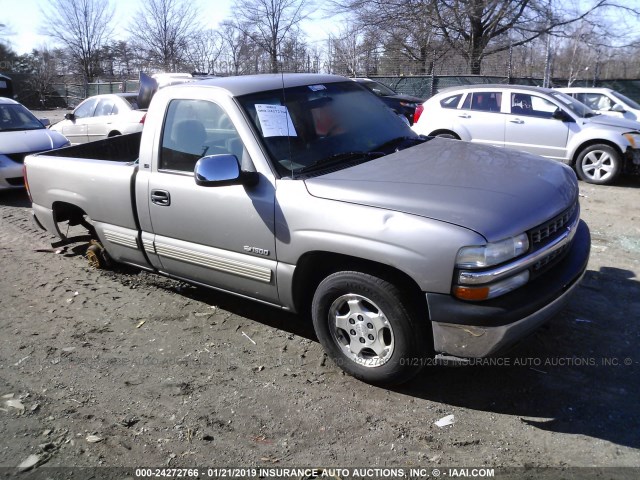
{"left": 456, "top": 233, "right": 529, "bottom": 268}
{"left": 623, "top": 132, "right": 640, "bottom": 148}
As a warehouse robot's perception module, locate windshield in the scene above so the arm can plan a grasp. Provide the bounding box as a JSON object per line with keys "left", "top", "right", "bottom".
{"left": 362, "top": 81, "right": 397, "bottom": 97}
{"left": 610, "top": 90, "right": 640, "bottom": 110}
{"left": 549, "top": 91, "right": 596, "bottom": 118}
{"left": 0, "top": 104, "right": 45, "bottom": 131}
{"left": 237, "top": 81, "right": 420, "bottom": 177}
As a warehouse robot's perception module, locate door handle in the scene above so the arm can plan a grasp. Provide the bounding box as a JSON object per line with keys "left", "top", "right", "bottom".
{"left": 151, "top": 189, "right": 171, "bottom": 206}
{"left": 510, "top": 118, "right": 524, "bottom": 124}
{"left": 458, "top": 113, "right": 471, "bottom": 119}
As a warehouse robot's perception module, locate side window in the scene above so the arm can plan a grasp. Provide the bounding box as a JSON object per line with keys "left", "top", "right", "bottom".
{"left": 440, "top": 94, "right": 462, "bottom": 109}
{"left": 74, "top": 98, "right": 98, "bottom": 119}
{"left": 511, "top": 93, "right": 557, "bottom": 118}
{"left": 461, "top": 92, "right": 501, "bottom": 112}
{"left": 159, "top": 99, "right": 242, "bottom": 172}
{"left": 94, "top": 98, "right": 115, "bottom": 117}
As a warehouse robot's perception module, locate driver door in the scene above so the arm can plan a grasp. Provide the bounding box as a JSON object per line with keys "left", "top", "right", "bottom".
{"left": 146, "top": 98, "right": 279, "bottom": 304}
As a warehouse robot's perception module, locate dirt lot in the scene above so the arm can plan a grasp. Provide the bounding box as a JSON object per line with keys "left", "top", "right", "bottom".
{"left": 1, "top": 138, "right": 639, "bottom": 477}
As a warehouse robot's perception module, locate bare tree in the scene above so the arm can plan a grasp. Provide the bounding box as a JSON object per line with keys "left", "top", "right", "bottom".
{"left": 331, "top": 0, "right": 640, "bottom": 75}
{"left": 20, "top": 48, "right": 62, "bottom": 107}
{"left": 186, "top": 30, "right": 224, "bottom": 74}
{"left": 128, "top": 0, "right": 201, "bottom": 72}
{"left": 231, "top": 0, "right": 310, "bottom": 73}
{"left": 328, "top": 23, "right": 380, "bottom": 76}
{"left": 218, "top": 22, "right": 255, "bottom": 75}
{"left": 40, "top": 0, "right": 114, "bottom": 83}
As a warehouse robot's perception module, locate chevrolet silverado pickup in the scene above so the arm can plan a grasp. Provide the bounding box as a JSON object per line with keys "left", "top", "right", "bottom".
{"left": 24, "top": 74, "right": 591, "bottom": 385}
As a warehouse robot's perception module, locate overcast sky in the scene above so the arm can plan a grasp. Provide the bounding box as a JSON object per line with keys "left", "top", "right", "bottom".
{"left": 1, "top": 0, "right": 331, "bottom": 55}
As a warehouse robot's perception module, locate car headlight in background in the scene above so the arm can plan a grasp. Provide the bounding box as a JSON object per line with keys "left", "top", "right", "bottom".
{"left": 623, "top": 132, "right": 640, "bottom": 148}
{"left": 456, "top": 233, "right": 529, "bottom": 269}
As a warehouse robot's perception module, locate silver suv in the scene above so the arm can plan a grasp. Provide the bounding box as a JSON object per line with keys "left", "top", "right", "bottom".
{"left": 412, "top": 84, "right": 640, "bottom": 185}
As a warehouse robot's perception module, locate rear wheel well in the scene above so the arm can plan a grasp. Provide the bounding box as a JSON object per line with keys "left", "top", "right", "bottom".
{"left": 108, "top": 130, "right": 122, "bottom": 137}
{"left": 292, "top": 252, "right": 428, "bottom": 321}
{"left": 51, "top": 202, "right": 94, "bottom": 238}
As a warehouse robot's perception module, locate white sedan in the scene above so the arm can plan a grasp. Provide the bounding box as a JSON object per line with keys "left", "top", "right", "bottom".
{"left": 50, "top": 93, "right": 145, "bottom": 145}
{"left": 0, "top": 98, "right": 69, "bottom": 190}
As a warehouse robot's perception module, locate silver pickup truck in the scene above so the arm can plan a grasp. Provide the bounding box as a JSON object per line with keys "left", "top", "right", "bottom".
{"left": 24, "top": 74, "right": 591, "bottom": 385}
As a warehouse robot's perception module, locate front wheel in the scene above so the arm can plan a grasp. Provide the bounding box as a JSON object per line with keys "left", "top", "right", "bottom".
{"left": 575, "top": 144, "right": 621, "bottom": 185}
{"left": 311, "top": 271, "right": 427, "bottom": 385}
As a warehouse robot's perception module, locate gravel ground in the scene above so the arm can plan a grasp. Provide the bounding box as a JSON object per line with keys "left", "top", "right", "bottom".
{"left": 0, "top": 134, "right": 639, "bottom": 478}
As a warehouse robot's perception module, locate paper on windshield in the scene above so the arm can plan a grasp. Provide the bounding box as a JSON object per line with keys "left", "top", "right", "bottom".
{"left": 255, "top": 104, "right": 297, "bottom": 137}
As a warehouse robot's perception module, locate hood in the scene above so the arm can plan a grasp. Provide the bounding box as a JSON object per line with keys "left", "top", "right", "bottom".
{"left": 304, "top": 139, "right": 578, "bottom": 242}
{"left": 0, "top": 129, "right": 69, "bottom": 154}
{"left": 583, "top": 114, "right": 640, "bottom": 131}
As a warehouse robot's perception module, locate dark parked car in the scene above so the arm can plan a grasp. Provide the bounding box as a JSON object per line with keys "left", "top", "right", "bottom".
{"left": 352, "top": 78, "right": 425, "bottom": 125}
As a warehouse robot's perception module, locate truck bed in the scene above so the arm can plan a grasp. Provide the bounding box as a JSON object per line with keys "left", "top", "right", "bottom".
{"left": 36, "top": 132, "right": 141, "bottom": 162}
{"left": 26, "top": 133, "right": 143, "bottom": 244}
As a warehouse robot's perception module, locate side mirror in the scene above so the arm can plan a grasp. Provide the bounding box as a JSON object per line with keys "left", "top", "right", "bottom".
{"left": 64, "top": 113, "right": 75, "bottom": 121}
{"left": 39, "top": 118, "right": 50, "bottom": 127}
{"left": 611, "top": 104, "right": 626, "bottom": 113}
{"left": 194, "top": 154, "right": 258, "bottom": 187}
{"left": 552, "top": 109, "right": 573, "bottom": 122}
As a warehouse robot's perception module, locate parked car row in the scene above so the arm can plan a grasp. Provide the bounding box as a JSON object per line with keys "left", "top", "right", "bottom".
{"left": 411, "top": 84, "right": 640, "bottom": 185}
{"left": 50, "top": 93, "right": 146, "bottom": 145}
{"left": 0, "top": 98, "right": 69, "bottom": 190}
{"left": 4, "top": 78, "right": 639, "bottom": 191}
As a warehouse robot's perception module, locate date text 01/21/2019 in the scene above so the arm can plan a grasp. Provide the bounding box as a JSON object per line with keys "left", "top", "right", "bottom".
{"left": 133, "top": 467, "right": 433, "bottom": 478}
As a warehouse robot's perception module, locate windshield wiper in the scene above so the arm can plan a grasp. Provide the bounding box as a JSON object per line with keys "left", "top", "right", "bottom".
{"left": 297, "top": 151, "right": 384, "bottom": 174}
{"left": 373, "top": 136, "right": 426, "bottom": 153}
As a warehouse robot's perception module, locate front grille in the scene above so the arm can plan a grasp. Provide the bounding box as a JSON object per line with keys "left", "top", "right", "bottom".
{"left": 6, "top": 177, "right": 25, "bottom": 186}
{"left": 532, "top": 243, "right": 570, "bottom": 272}
{"left": 530, "top": 202, "right": 578, "bottom": 246}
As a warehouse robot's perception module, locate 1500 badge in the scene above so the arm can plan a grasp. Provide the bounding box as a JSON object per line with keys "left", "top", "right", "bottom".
{"left": 244, "top": 246, "right": 270, "bottom": 256}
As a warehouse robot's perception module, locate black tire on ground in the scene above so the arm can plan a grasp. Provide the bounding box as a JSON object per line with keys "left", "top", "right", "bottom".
{"left": 575, "top": 144, "right": 621, "bottom": 185}
{"left": 311, "top": 271, "right": 428, "bottom": 386}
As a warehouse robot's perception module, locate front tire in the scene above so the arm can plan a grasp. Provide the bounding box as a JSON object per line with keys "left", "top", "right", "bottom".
{"left": 311, "top": 271, "right": 427, "bottom": 385}
{"left": 575, "top": 144, "right": 621, "bottom": 185}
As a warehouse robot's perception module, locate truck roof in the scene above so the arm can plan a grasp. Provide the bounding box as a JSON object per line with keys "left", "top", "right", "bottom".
{"left": 178, "top": 73, "right": 347, "bottom": 97}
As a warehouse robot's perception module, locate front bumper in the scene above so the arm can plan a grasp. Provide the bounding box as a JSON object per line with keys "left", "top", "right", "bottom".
{"left": 427, "top": 219, "right": 590, "bottom": 358}
{"left": 0, "top": 161, "right": 25, "bottom": 189}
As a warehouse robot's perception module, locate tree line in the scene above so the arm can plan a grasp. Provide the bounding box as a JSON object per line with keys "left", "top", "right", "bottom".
{"left": 1, "top": 0, "right": 640, "bottom": 94}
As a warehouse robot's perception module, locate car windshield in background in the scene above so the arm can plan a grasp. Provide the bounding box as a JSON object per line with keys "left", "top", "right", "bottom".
{"left": 123, "top": 95, "right": 139, "bottom": 109}
{"left": 363, "top": 81, "right": 397, "bottom": 97}
{"left": 0, "top": 104, "right": 44, "bottom": 131}
{"left": 237, "top": 81, "right": 420, "bottom": 177}
{"left": 549, "top": 91, "right": 595, "bottom": 118}
{"left": 610, "top": 90, "right": 640, "bottom": 110}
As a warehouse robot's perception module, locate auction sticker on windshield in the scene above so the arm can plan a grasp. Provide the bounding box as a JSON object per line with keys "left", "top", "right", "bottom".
{"left": 255, "top": 104, "right": 298, "bottom": 137}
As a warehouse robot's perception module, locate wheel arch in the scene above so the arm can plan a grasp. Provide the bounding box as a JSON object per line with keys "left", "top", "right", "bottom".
{"left": 52, "top": 201, "right": 87, "bottom": 225}
{"left": 291, "top": 251, "right": 429, "bottom": 321}
{"left": 51, "top": 201, "right": 94, "bottom": 239}
{"left": 571, "top": 139, "right": 624, "bottom": 166}
{"left": 428, "top": 129, "right": 461, "bottom": 139}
